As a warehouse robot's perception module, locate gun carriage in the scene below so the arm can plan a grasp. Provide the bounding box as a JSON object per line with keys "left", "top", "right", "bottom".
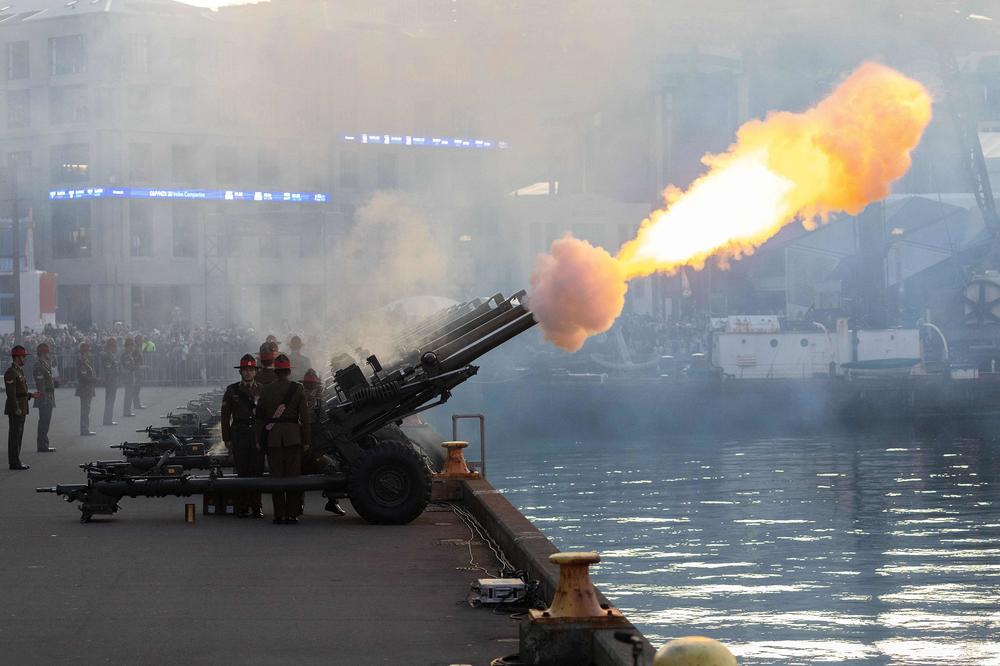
{"left": 39, "top": 290, "right": 535, "bottom": 525}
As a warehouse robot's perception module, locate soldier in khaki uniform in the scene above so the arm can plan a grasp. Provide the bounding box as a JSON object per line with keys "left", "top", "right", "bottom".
{"left": 120, "top": 338, "right": 137, "bottom": 418}
{"left": 101, "top": 338, "right": 119, "bottom": 426}
{"left": 132, "top": 334, "right": 146, "bottom": 410}
{"left": 255, "top": 353, "right": 308, "bottom": 524}
{"left": 32, "top": 343, "right": 57, "bottom": 453}
{"left": 6, "top": 346, "right": 36, "bottom": 470}
{"left": 287, "top": 335, "right": 312, "bottom": 383}
{"left": 256, "top": 341, "right": 278, "bottom": 386}
{"left": 76, "top": 342, "right": 97, "bottom": 436}
{"left": 221, "top": 354, "right": 264, "bottom": 518}
{"left": 303, "top": 368, "right": 345, "bottom": 516}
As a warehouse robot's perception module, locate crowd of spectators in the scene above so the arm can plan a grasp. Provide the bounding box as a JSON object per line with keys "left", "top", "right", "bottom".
{"left": 0, "top": 323, "right": 316, "bottom": 385}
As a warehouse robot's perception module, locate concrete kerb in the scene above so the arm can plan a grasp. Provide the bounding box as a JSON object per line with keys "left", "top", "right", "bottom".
{"left": 460, "top": 478, "right": 656, "bottom": 665}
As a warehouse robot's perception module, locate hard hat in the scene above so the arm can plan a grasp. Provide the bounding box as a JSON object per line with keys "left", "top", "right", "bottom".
{"left": 11, "top": 345, "right": 28, "bottom": 357}
{"left": 235, "top": 353, "right": 258, "bottom": 370}
{"left": 273, "top": 353, "right": 292, "bottom": 370}
{"left": 289, "top": 335, "right": 303, "bottom": 350}
{"left": 303, "top": 368, "right": 321, "bottom": 384}
{"left": 259, "top": 341, "right": 278, "bottom": 361}
{"left": 36, "top": 343, "right": 50, "bottom": 354}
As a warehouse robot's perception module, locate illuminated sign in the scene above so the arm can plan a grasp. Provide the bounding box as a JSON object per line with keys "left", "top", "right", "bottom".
{"left": 341, "top": 134, "right": 508, "bottom": 150}
{"left": 48, "top": 187, "right": 330, "bottom": 203}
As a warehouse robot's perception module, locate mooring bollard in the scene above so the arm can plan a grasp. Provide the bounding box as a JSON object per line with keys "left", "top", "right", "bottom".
{"left": 654, "top": 636, "right": 737, "bottom": 666}
{"left": 436, "top": 440, "right": 480, "bottom": 479}
{"left": 517, "top": 551, "right": 629, "bottom": 665}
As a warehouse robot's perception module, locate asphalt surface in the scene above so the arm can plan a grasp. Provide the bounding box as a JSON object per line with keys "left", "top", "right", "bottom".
{"left": 0, "top": 386, "right": 520, "bottom": 665}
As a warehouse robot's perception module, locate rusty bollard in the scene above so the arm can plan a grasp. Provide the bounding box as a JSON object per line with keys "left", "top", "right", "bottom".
{"left": 435, "top": 441, "right": 480, "bottom": 479}
{"left": 519, "top": 551, "right": 628, "bottom": 665}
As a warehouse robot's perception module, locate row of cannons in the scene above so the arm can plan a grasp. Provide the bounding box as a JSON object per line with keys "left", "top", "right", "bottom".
{"left": 38, "top": 290, "right": 536, "bottom": 525}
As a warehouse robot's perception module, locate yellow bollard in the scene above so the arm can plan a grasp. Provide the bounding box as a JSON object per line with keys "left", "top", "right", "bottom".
{"left": 436, "top": 441, "right": 480, "bottom": 479}
{"left": 184, "top": 503, "right": 196, "bottom": 523}
{"left": 654, "top": 636, "right": 737, "bottom": 666}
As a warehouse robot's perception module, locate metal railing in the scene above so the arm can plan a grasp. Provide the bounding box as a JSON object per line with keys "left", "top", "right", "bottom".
{"left": 451, "top": 413, "right": 486, "bottom": 479}
{"left": 48, "top": 350, "right": 243, "bottom": 387}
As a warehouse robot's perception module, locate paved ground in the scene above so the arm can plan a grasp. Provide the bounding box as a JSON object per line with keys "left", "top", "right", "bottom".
{"left": 0, "top": 387, "right": 520, "bottom": 665}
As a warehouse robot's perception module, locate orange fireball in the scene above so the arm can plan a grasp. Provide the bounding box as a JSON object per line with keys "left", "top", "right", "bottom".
{"left": 529, "top": 62, "right": 932, "bottom": 352}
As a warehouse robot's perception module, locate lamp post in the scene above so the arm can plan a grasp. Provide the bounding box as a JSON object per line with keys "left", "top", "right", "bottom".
{"left": 890, "top": 227, "right": 905, "bottom": 324}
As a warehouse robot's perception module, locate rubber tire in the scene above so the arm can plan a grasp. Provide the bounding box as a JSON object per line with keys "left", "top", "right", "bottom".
{"left": 348, "top": 440, "right": 431, "bottom": 525}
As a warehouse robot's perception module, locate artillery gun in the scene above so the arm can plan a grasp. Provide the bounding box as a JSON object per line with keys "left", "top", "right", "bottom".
{"left": 39, "top": 290, "right": 536, "bottom": 524}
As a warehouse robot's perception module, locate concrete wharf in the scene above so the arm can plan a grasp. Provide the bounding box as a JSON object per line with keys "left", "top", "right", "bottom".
{"left": 0, "top": 386, "right": 653, "bottom": 665}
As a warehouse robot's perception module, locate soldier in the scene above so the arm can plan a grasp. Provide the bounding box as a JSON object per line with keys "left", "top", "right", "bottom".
{"left": 255, "top": 353, "right": 309, "bottom": 524}
{"left": 303, "top": 368, "right": 345, "bottom": 516}
{"left": 256, "top": 341, "right": 278, "bottom": 386}
{"left": 32, "top": 343, "right": 57, "bottom": 453}
{"left": 221, "top": 354, "right": 264, "bottom": 518}
{"left": 132, "top": 334, "right": 146, "bottom": 410}
{"left": 120, "top": 338, "right": 137, "bottom": 418}
{"left": 76, "top": 342, "right": 97, "bottom": 436}
{"left": 287, "top": 335, "right": 313, "bottom": 383}
{"left": 101, "top": 338, "right": 119, "bottom": 427}
{"left": 6, "top": 346, "right": 36, "bottom": 470}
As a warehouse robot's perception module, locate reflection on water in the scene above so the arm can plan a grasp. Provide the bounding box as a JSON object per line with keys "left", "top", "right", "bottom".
{"left": 490, "top": 431, "right": 1000, "bottom": 665}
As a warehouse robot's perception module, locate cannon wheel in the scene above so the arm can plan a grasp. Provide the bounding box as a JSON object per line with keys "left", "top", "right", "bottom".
{"left": 348, "top": 440, "right": 431, "bottom": 525}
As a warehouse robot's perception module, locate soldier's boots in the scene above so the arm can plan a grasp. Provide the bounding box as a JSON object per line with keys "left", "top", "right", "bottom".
{"left": 325, "top": 498, "right": 347, "bottom": 516}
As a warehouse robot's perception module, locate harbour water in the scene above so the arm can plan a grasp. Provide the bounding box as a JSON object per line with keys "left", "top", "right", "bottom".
{"left": 488, "top": 427, "right": 1000, "bottom": 665}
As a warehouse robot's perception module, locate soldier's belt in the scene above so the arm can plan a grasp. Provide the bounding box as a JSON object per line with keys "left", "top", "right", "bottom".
{"left": 261, "top": 416, "right": 299, "bottom": 424}
{"left": 232, "top": 418, "right": 255, "bottom": 426}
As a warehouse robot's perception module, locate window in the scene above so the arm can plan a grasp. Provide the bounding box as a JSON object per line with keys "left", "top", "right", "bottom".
{"left": 339, "top": 150, "right": 359, "bottom": 188}
{"left": 49, "top": 35, "right": 87, "bottom": 76}
{"left": 129, "top": 203, "right": 153, "bottom": 257}
{"left": 376, "top": 153, "right": 397, "bottom": 189}
{"left": 172, "top": 205, "right": 197, "bottom": 258}
{"left": 128, "top": 142, "right": 152, "bottom": 182}
{"left": 49, "top": 143, "right": 89, "bottom": 183}
{"left": 124, "top": 34, "right": 150, "bottom": 74}
{"left": 6, "top": 89, "right": 29, "bottom": 128}
{"left": 52, "top": 202, "right": 91, "bottom": 258}
{"left": 50, "top": 85, "right": 88, "bottom": 124}
{"left": 171, "top": 144, "right": 194, "bottom": 183}
{"left": 259, "top": 234, "right": 280, "bottom": 259}
{"left": 299, "top": 217, "right": 322, "bottom": 258}
{"left": 170, "top": 87, "right": 193, "bottom": 124}
{"left": 216, "top": 145, "right": 238, "bottom": 184}
{"left": 6, "top": 41, "right": 28, "bottom": 80}
{"left": 7, "top": 151, "right": 31, "bottom": 170}
{"left": 127, "top": 86, "right": 150, "bottom": 121}
{"left": 258, "top": 148, "right": 279, "bottom": 183}
{"left": 0, "top": 276, "right": 15, "bottom": 317}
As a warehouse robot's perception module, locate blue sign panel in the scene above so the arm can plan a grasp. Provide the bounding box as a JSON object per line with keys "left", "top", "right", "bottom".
{"left": 341, "top": 134, "right": 507, "bottom": 150}
{"left": 48, "top": 187, "right": 330, "bottom": 203}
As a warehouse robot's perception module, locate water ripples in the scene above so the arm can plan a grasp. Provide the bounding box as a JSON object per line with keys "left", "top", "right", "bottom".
{"left": 493, "top": 432, "right": 1000, "bottom": 665}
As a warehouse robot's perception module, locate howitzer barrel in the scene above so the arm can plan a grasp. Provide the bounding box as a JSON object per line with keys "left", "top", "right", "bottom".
{"left": 392, "top": 293, "right": 502, "bottom": 352}
{"left": 440, "top": 308, "right": 536, "bottom": 371}
{"left": 93, "top": 473, "right": 346, "bottom": 498}
{"left": 422, "top": 291, "right": 522, "bottom": 356}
